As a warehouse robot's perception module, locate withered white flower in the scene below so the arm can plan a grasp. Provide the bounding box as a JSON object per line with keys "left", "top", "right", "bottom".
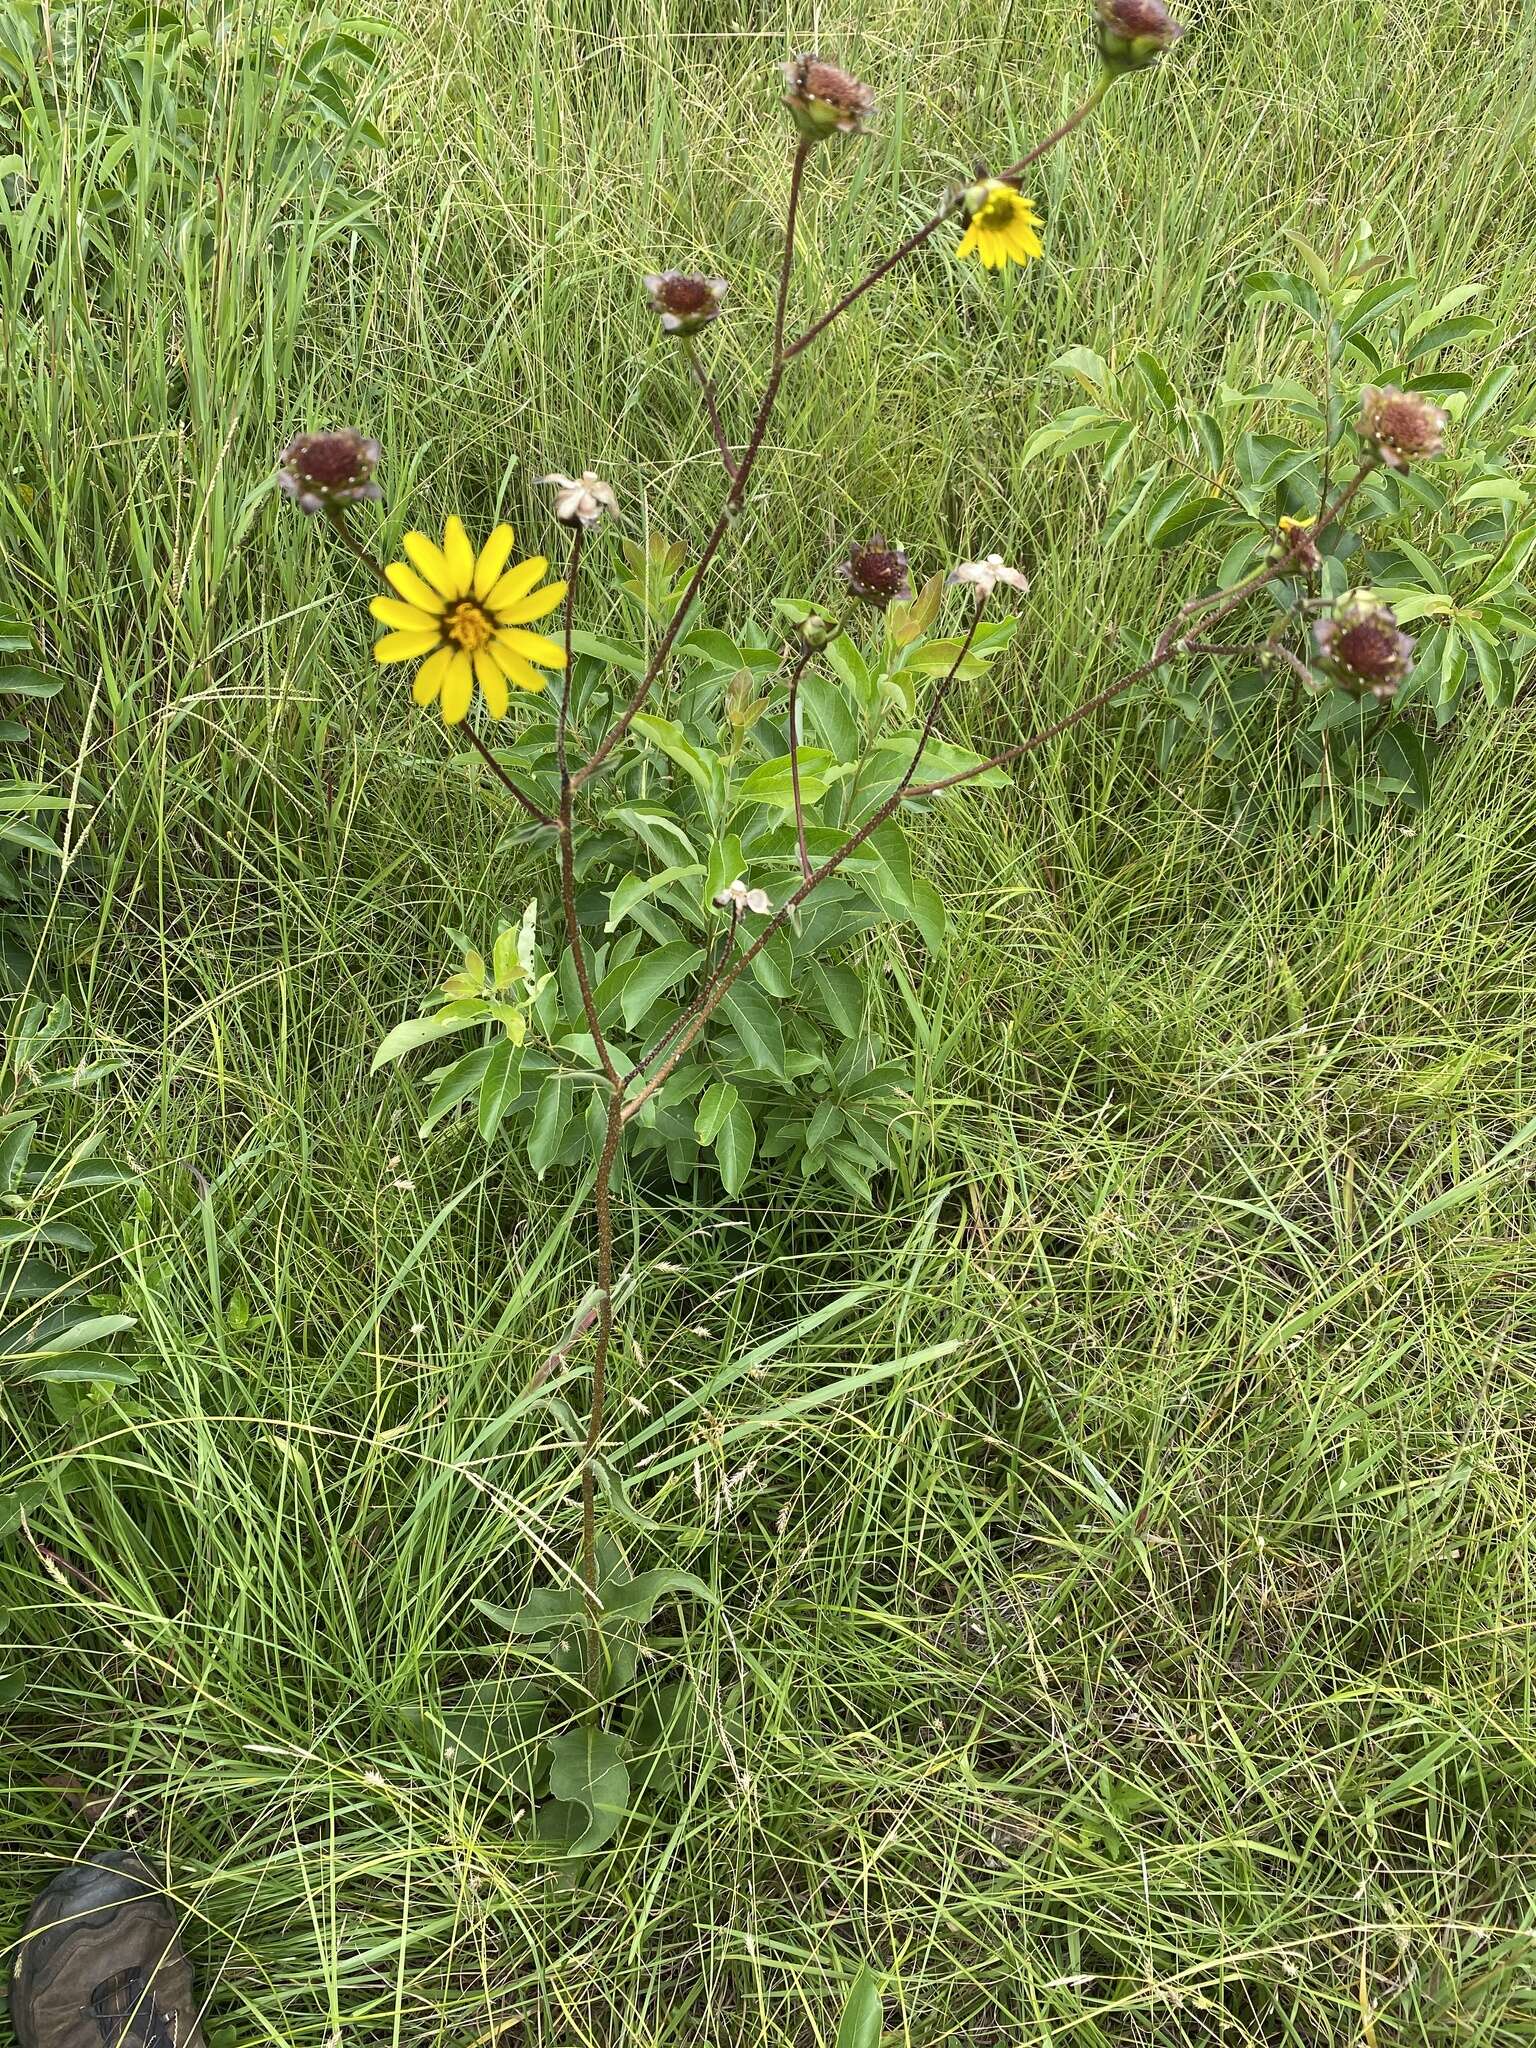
{"left": 540, "top": 470, "right": 619, "bottom": 529}
{"left": 714, "top": 878, "right": 772, "bottom": 916}
{"left": 947, "top": 554, "right": 1030, "bottom": 601}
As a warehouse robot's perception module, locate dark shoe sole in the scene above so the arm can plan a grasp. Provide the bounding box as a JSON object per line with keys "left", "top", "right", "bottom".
{"left": 8, "top": 1852, "right": 205, "bottom": 2048}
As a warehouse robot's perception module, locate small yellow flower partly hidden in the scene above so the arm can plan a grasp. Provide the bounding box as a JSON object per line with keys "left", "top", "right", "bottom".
{"left": 955, "top": 180, "right": 1044, "bottom": 272}
{"left": 370, "top": 517, "right": 567, "bottom": 724}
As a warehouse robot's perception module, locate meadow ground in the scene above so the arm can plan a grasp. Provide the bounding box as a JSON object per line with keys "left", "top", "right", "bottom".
{"left": 4, "top": 0, "right": 1536, "bottom": 2041}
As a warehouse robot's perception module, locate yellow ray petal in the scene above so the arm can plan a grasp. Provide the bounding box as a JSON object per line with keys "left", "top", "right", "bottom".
{"left": 439, "top": 653, "right": 474, "bottom": 725}
{"left": 474, "top": 649, "right": 509, "bottom": 719}
{"left": 494, "top": 626, "right": 566, "bottom": 669}
{"left": 497, "top": 579, "right": 567, "bottom": 626}
{"left": 441, "top": 516, "right": 476, "bottom": 593}
{"left": 412, "top": 645, "right": 455, "bottom": 707}
{"left": 488, "top": 642, "right": 548, "bottom": 694}
{"left": 472, "top": 523, "right": 516, "bottom": 600}
{"left": 370, "top": 595, "right": 441, "bottom": 633}
{"left": 403, "top": 531, "right": 457, "bottom": 597}
{"left": 384, "top": 561, "right": 447, "bottom": 613}
{"left": 484, "top": 556, "right": 549, "bottom": 612}
{"left": 955, "top": 222, "right": 980, "bottom": 262}
{"left": 374, "top": 628, "right": 443, "bottom": 664}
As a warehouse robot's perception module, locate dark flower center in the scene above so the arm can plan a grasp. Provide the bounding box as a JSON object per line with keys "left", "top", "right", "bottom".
{"left": 851, "top": 548, "right": 906, "bottom": 594}
{"left": 661, "top": 275, "right": 713, "bottom": 315}
{"left": 286, "top": 431, "right": 369, "bottom": 485}
{"left": 800, "top": 60, "right": 870, "bottom": 111}
{"left": 1377, "top": 400, "right": 1435, "bottom": 449}
{"left": 1107, "top": 0, "right": 1176, "bottom": 31}
{"left": 1336, "top": 623, "right": 1401, "bottom": 677}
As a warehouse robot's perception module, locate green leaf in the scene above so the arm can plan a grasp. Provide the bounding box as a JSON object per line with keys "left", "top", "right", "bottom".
{"left": 1475, "top": 521, "right": 1536, "bottom": 601}
{"left": 714, "top": 1099, "right": 756, "bottom": 1195}
{"left": 0, "top": 1120, "right": 34, "bottom": 1194}
{"left": 701, "top": 834, "right": 745, "bottom": 913}
{"left": 527, "top": 1074, "right": 570, "bottom": 1176}
{"left": 478, "top": 1040, "right": 523, "bottom": 1143}
{"left": 810, "top": 962, "right": 865, "bottom": 1038}
{"left": 0, "top": 666, "right": 62, "bottom": 699}
{"left": 605, "top": 863, "right": 704, "bottom": 932}
{"left": 1133, "top": 348, "right": 1179, "bottom": 414}
{"left": 718, "top": 982, "right": 785, "bottom": 1078}
{"left": 420, "top": 1045, "right": 496, "bottom": 1136}
{"left": 545, "top": 1729, "right": 630, "bottom": 1856}
{"left": 1242, "top": 269, "right": 1323, "bottom": 324}
{"left": 594, "top": 1569, "right": 712, "bottom": 1624}
{"left": 694, "top": 1081, "right": 738, "bottom": 1145}
{"left": 836, "top": 1966, "right": 884, "bottom": 2048}
{"left": 621, "top": 942, "right": 705, "bottom": 1033}
{"left": 737, "top": 751, "right": 834, "bottom": 816}
{"left": 568, "top": 630, "right": 646, "bottom": 676}
{"left": 373, "top": 1005, "right": 485, "bottom": 1073}
{"left": 631, "top": 714, "right": 715, "bottom": 792}
{"left": 1337, "top": 274, "right": 1418, "bottom": 339}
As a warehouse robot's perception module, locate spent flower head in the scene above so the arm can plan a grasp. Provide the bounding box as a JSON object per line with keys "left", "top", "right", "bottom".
{"left": 1270, "top": 514, "right": 1321, "bottom": 574}
{"left": 781, "top": 55, "right": 876, "bottom": 140}
{"left": 1313, "top": 590, "right": 1414, "bottom": 700}
{"left": 643, "top": 270, "right": 728, "bottom": 337}
{"left": 541, "top": 471, "right": 619, "bottom": 529}
{"left": 277, "top": 429, "right": 382, "bottom": 515}
{"left": 956, "top": 181, "right": 1044, "bottom": 271}
{"left": 1094, "top": 0, "right": 1184, "bottom": 72}
{"left": 838, "top": 537, "right": 912, "bottom": 610}
{"left": 715, "top": 878, "right": 773, "bottom": 916}
{"left": 371, "top": 517, "right": 568, "bottom": 724}
{"left": 948, "top": 554, "right": 1030, "bottom": 602}
{"left": 1356, "top": 387, "right": 1448, "bottom": 471}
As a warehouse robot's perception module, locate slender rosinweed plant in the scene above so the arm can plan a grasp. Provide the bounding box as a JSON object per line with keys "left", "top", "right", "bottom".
{"left": 276, "top": 0, "right": 1470, "bottom": 1851}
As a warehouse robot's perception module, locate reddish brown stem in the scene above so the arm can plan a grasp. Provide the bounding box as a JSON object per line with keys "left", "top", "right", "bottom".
{"left": 462, "top": 726, "right": 559, "bottom": 829}
{"left": 574, "top": 138, "right": 813, "bottom": 792}
{"left": 554, "top": 529, "right": 621, "bottom": 1089}
{"left": 684, "top": 340, "right": 737, "bottom": 479}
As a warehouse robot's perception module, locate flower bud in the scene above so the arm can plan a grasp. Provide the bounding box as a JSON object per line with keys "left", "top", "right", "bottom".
{"left": 1094, "top": 0, "right": 1184, "bottom": 72}
{"left": 1312, "top": 591, "right": 1414, "bottom": 700}
{"left": 837, "top": 536, "right": 912, "bottom": 610}
{"left": 781, "top": 55, "right": 876, "bottom": 140}
{"left": 1356, "top": 386, "right": 1448, "bottom": 471}
{"left": 643, "top": 270, "right": 728, "bottom": 337}
{"left": 795, "top": 612, "right": 839, "bottom": 651}
{"left": 277, "top": 429, "right": 382, "bottom": 515}
{"left": 540, "top": 470, "right": 618, "bottom": 529}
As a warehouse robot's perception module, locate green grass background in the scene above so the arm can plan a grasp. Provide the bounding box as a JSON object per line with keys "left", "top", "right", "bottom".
{"left": 4, "top": 0, "right": 1536, "bottom": 2040}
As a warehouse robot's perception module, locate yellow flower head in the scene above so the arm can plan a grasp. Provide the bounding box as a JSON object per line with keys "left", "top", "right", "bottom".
{"left": 955, "top": 181, "right": 1044, "bottom": 272}
{"left": 370, "top": 517, "right": 568, "bottom": 724}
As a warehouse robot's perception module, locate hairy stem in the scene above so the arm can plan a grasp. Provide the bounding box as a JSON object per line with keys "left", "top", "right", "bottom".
{"left": 581, "top": 1084, "right": 626, "bottom": 1700}
{"left": 574, "top": 138, "right": 813, "bottom": 791}
{"left": 554, "top": 529, "right": 621, "bottom": 1087}
{"left": 685, "top": 339, "right": 737, "bottom": 479}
